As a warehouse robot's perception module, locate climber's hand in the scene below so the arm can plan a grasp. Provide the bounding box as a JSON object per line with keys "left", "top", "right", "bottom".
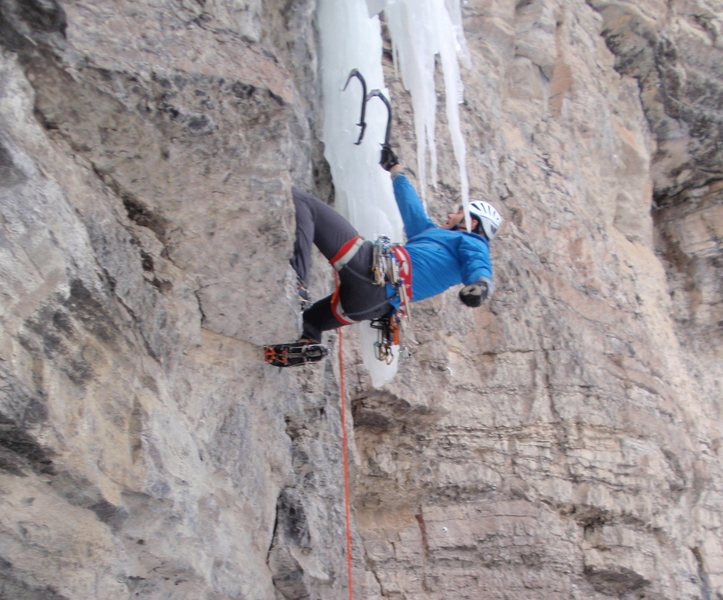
{"left": 379, "top": 144, "right": 399, "bottom": 171}
{"left": 459, "top": 279, "right": 491, "bottom": 308}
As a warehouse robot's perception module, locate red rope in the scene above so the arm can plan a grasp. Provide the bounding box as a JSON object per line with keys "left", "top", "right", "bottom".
{"left": 338, "top": 327, "right": 354, "bottom": 600}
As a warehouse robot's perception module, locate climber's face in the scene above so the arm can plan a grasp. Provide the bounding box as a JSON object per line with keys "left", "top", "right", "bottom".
{"left": 442, "top": 207, "right": 479, "bottom": 232}
{"left": 442, "top": 208, "right": 464, "bottom": 229}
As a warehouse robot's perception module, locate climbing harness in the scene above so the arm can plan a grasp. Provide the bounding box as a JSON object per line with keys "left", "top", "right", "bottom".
{"left": 326, "top": 234, "right": 412, "bottom": 361}
{"left": 330, "top": 235, "right": 365, "bottom": 272}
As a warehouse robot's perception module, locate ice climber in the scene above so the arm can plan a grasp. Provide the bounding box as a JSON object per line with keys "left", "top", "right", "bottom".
{"left": 289, "top": 146, "right": 502, "bottom": 348}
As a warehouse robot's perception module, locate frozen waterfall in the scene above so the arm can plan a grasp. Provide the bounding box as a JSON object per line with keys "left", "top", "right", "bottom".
{"left": 317, "top": 0, "right": 470, "bottom": 387}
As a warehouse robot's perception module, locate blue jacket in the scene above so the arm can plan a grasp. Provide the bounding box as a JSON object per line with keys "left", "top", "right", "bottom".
{"left": 387, "top": 174, "right": 492, "bottom": 308}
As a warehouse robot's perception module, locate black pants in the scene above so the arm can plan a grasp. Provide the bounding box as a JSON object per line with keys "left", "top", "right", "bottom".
{"left": 291, "top": 189, "right": 392, "bottom": 343}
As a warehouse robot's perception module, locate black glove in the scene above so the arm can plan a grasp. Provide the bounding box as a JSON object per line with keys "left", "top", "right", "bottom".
{"left": 379, "top": 144, "right": 399, "bottom": 171}
{"left": 459, "top": 279, "right": 490, "bottom": 307}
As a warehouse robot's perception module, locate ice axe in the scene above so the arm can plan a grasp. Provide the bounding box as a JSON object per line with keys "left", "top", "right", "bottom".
{"left": 342, "top": 68, "right": 368, "bottom": 145}
{"left": 367, "top": 89, "right": 397, "bottom": 170}
{"left": 365, "top": 89, "right": 393, "bottom": 149}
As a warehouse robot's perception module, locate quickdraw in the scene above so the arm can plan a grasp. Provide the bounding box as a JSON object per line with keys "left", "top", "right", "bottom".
{"left": 370, "top": 314, "right": 402, "bottom": 364}
{"left": 371, "top": 235, "right": 394, "bottom": 286}
{"left": 370, "top": 236, "right": 411, "bottom": 363}
{"left": 371, "top": 236, "right": 411, "bottom": 312}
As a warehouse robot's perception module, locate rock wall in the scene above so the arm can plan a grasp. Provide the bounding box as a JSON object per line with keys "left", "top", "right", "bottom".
{"left": 0, "top": 1, "right": 720, "bottom": 599}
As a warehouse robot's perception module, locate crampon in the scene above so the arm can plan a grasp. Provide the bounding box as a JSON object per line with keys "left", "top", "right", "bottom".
{"left": 263, "top": 342, "right": 329, "bottom": 367}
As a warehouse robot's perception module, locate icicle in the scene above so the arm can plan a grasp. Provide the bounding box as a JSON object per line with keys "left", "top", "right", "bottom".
{"left": 370, "top": 0, "right": 470, "bottom": 217}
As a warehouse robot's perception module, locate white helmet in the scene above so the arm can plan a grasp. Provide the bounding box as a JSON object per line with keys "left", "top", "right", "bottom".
{"left": 469, "top": 200, "right": 502, "bottom": 240}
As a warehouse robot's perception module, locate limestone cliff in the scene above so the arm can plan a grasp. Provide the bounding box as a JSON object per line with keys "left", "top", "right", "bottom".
{"left": 0, "top": 1, "right": 720, "bottom": 599}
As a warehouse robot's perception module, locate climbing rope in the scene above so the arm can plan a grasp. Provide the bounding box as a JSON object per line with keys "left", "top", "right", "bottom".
{"left": 338, "top": 326, "right": 354, "bottom": 600}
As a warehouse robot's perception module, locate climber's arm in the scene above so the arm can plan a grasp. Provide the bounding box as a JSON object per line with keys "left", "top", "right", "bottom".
{"left": 389, "top": 165, "right": 435, "bottom": 238}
